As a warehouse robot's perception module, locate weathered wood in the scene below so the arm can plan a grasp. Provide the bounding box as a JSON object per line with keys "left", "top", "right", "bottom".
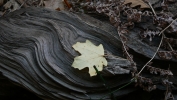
{"left": 0, "top": 7, "right": 177, "bottom": 100}
{"left": 0, "top": 7, "right": 135, "bottom": 100}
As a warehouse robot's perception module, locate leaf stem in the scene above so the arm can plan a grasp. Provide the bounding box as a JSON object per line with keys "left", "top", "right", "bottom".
{"left": 93, "top": 66, "right": 116, "bottom": 100}
{"left": 100, "top": 79, "right": 134, "bottom": 100}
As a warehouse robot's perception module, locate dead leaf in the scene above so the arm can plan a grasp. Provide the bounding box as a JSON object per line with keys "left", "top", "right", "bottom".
{"left": 3, "top": 0, "right": 20, "bottom": 11}
{"left": 124, "top": 0, "right": 149, "bottom": 8}
{"left": 72, "top": 40, "right": 107, "bottom": 76}
{"left": 44, "top": 0, "right": 65, "bottom": 10}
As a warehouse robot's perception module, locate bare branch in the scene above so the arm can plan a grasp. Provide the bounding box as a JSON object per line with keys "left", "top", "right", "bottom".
{"left": 159, "top": 18, "right": 177, "bottom": 36}
{"left": 138, "top": 33, "right": 164, "bottom": 75}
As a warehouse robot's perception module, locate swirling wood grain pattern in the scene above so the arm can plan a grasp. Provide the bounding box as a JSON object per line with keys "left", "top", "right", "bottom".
{"left": 0, "top": 7, "right": 177, "bottom": 100}
{"left": 0, "top": 8, "right": 135, "bottom": 100}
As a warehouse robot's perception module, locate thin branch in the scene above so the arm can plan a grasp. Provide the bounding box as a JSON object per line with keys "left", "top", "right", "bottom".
{"left": 2, "top": 10, "right": 7, "bottom": 16}
{"left": 19, "top": 0, "right": 26, "bottom": 9}
{"left": 167, "top": 42, "right": 174, "bottom": 51}
{"left": 159, "top": 18, "right": 177, "bottom": 36}
{"left": 138, "top": 33, "right": 164, "bottom": 75}
{"left": 162, "top": 34, "right": 174, "bottom": 51}
{"left": 147, "top": 2, "right": 157, "bottom": 17}
{"left": 137, "top": 18, "right": 176, "bottom": 75}
{"left": 117, "top": 30, "right": 133, "bottom": 62}
{"left": 137, "top": 1, "right": 176, "bottom": 75}
{"left": 39, "top": 0, "right": 44, "bottom": 7}
{"left": 64, "top": 0, "right": 72, "bottom": 9}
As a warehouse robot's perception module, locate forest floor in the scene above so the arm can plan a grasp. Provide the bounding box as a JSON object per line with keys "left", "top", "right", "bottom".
{"left": 1, "top": 0, "right": 177, "bottom": 100}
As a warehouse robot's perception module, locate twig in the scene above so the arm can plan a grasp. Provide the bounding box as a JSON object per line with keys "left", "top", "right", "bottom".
{"left": 167, "top": 42, "right": 174, "bottom": 51}
{"left": 138, "top": 33, "right": 164, "bottom": 75}
{"left": 164, "top": 76, "right": 170, "bottom": 100}
{"left": 137, "top": 1, "right": 175, "bottom": 75}
{"left": 19, "top": 0, "right": 26, "bottom": 9}
{"left": 147, "top": 2, "right": 157, "bottom": 17}
{"left": 64, "top": 0, "right": 71, "bottom": 9}
{"left": 164, "top": 34, "right": 174, "bottom": 51}
{"left": 164, "top": 83, "right": 169, "bottom": 100}
{"left": 137, "top": 18, "right": 176, "bottom": 75}
{"left": 39, "top": 0, "right": 44, "bottom": 7}
{"left": 159, "top": 18, "right": 177, "bottom": 36}
{"left": 137, "top": 1, "right": 160, "bottom": 75}
{"left": 2, "top": 10, "right": 7, "bottom": 16}
{"left": 117, "top": 30, "right": 133, "bottom": 62}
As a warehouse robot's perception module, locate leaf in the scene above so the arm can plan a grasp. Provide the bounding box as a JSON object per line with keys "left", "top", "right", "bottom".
{"left": 124, "top": 0, "right": 149, "bottom": 8}
{"left": 3, "top": 0, "right": 20, "bottom": 11}
{"left": 72, "top": 40, "right": 107, "bottom": 76}
{"left": 44, "top": 0, "right": 65, "bottom": 11}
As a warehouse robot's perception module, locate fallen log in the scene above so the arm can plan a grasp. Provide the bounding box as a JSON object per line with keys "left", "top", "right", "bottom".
{"left": 0, "top": 7, "right": 177, "bottom": 100}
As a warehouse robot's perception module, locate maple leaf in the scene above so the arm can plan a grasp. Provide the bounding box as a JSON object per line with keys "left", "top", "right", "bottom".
{"left": 72, "top": 40, "right": 107, "bottom": 76}
{"left": 124, "top": 0, "right": 149, "bottom": 8}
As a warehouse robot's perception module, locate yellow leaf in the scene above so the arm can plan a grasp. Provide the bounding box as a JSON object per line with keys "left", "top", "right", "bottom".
{"left": 124, "top": 0, "right": 149, "bottom": 8}
{"left": 72, "top": 40, "right": 107, "bottom": 76}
